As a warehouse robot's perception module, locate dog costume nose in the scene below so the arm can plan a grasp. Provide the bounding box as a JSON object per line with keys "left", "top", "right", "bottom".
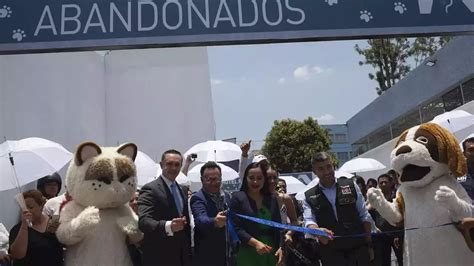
{"left": 396, "top": 145, "right": 412, "bottom": 156}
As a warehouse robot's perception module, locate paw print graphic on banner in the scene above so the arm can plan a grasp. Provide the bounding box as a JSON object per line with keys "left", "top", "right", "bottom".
{"left": 12, "top": 29, "right": 26, "bottom": 42}
{"left": 0, "top": 5, "right": 12, "bottom": 18}
{"left": 325, "top": 0, "right": 338, "bottom": 6}
{"left": 360, "top": 10, "right": 373, "bottom": 22}
{"left": 394, "top": 2, "right": 408, "bottom": 14}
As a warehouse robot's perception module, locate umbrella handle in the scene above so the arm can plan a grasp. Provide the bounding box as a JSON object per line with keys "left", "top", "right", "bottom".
{"left": 9, "top": 153, "right": 14, "bottom": 166}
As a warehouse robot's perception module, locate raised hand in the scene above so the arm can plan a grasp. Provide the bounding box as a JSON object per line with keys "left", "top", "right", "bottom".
{"left": 240, "top": 140, "right": 251, "bottom": 157}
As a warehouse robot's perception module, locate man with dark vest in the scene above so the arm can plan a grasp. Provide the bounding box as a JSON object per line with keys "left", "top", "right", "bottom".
{"left": 303, "top": 152, "right": 373, "bottom": 266}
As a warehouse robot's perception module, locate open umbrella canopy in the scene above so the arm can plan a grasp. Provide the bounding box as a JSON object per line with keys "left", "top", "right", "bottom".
{"left": 187, "top": 162, "right": 238, "bottom": 182}
{"left": 0, "top": 137, "right": 72, "bottom": 191}
{"left": 279, "top": 175, "right": 306, "bottom": 194}
{"left": 432, "top": 110, "right": 474, "bottom": 133}
{"left": 135, "top": 151, "right": 158, "bottom": 187}
{"left": 338, "top": 158, "right": 386, "bottom": 174}
{"left": 184, "top": 140, "right": 241, "bottom": 162}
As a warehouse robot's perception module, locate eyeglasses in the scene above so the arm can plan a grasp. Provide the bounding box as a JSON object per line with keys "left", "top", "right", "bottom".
{"left": 202, "top": 177, "right": 222, "bottom": 183}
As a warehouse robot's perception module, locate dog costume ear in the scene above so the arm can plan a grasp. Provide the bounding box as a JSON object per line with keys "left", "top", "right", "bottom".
{"left": 75, "top": 142, "right": 102, "bottom": 166}
{"left": 422, "top": 123, "right": 467, "bottom": 177}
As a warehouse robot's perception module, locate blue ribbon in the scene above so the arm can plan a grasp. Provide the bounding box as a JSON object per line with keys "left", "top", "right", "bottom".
{"left": 234, "top": 213, "right": 331, "bottom": 238}
{"left": 226, "top": 212, "right": 240, "bottom": 243}
{"left": 230, "top": 212, "right": 456, "bottom": 239}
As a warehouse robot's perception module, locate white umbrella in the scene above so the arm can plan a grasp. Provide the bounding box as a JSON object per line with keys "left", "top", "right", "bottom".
{"left": 0, "top": 137, "right": 72, "bottom": 191}
{"left": 338, "top": 158, "right": 386, "bottom": 174}
{"left": 295, "top": 171, "right": 354, "bottom": 200}
{"left": 157, "top": 164, "right": 190, "bottom": 186}
{"left": 138, "top": 163, "right": 190, "bottom": 187}
{"left": 135, "top": 151, "right": 158, "bottom": 187}
{"left": 432, "top": 110, "right": 474, "bottom": 133}
{"left": 184, "top": 140, "right": 241, "bottom": 162}
{"left": 187, "top": 162, "right": 238, "bottom": 182}
{"left": 279, "top": 175, "right": 306, "bottom": 194}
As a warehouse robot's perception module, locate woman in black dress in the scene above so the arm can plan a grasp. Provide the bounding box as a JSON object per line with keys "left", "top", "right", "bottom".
{"left": 9, "top": 189, "right": 63, "bottom": 266}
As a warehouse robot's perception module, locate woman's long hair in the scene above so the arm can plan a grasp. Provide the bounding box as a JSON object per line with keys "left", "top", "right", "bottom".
{"left": 240, "top": 162, "right": 271, "bottom": 196}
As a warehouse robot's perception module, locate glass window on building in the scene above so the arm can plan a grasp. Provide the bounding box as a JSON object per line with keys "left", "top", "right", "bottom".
{"left": 391, "top": 110, "right": 421, "bottom": 138}
{"left": 421, "top": 97, "right": 444, "bottom": 122}
{"left": 368, "top": 125, "right": 392, "bottom": 149}
{"left": 352, "top": 142, "right": 368, "bottom": 156}
{"left": 334, "top": 134, "right": 347, "bottom": 143}
{"left": 328, "top": 134, "right": 335, "bottom": 143}
{"left": 337, "top": 152, "right": 349, "bottom": 162}
{"left": 462, "top": 78, "right": 474, "bottom": 103}
{"left": 442, "top": 86, "right": 463, "bottom": 111}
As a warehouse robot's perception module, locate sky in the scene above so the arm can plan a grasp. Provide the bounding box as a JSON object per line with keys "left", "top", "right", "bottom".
{"left": 207, "top": 40, "right": 379, "bottom": 149}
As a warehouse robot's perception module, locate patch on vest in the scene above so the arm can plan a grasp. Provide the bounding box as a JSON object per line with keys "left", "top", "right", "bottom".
{"left": 341, "top": 185, "right": 352, "bottom": 195}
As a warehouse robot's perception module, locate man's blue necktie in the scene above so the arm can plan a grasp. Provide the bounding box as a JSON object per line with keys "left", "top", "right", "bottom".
{"left": 170, "top": 182, "right": 183, "bottom": 216}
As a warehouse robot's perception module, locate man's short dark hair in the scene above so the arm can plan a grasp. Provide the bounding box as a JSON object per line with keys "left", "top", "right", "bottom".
{"left": 277, "top": 178, "right": 286, "bottom": 185}
{"left": 377, "top": 173, "right": 392, "bottom": 182}
{"left": 311, "top": 152, "right": 332, "bottom": 165}
{"left": 200, "top": 161, "right": 222, "bottom": 177}
{"left": 367, "top": 178, "right": 378, "bottom": 186}
{"left": 161, "top": 149, "right": 183, "bottom": 162}
{"left": 462, "top": 137, "right": 474, "bottom": 151}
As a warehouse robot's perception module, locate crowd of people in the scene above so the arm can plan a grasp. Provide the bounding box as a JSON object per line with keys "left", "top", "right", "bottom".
{"left": 0, "top": 135, "right": 473, "bottom": 266}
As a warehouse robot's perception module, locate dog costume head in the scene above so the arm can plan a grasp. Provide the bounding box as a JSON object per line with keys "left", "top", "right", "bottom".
{"left": 391, "top": 123, "right": 466, "bottom": 187}
{"left": 66, "top": 142, "right": 138, "bottom": 209}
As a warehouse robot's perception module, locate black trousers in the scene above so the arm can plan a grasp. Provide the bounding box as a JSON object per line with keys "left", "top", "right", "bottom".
{"left": 319, "top": 245, "right": 370, "bottom": 266}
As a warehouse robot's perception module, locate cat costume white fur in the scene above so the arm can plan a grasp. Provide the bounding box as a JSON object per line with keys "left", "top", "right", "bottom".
{"left": 56, "top": 142, "right": 143, "bottom": 266}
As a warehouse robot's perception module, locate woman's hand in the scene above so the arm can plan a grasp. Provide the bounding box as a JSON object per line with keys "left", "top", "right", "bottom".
{"left": 255, "top": 240, "right": 272, "bottom": 255}
{"left": 284, "top": 231, "right": 293, "bottom": 245}
{"left": 275, "top": 247, "right": 284, "bottom": 266}
{"left": 20, "top": 210, "right": 32, "bottom": 227}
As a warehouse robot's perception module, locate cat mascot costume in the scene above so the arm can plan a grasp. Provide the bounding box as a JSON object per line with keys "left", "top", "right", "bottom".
{"left": 56, "top": 142, "right": 143, "bottom": 265}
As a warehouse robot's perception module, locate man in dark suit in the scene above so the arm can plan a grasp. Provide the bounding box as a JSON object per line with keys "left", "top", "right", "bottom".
{"left": 190, "top": 162, "right": 232, "bottom": 266}
{"left": 138, "top": 149, "right": 192, "bottom": 266}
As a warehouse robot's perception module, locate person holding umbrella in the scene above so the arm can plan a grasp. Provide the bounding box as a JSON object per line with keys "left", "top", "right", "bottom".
{"left": 9, "top": 189, "right": 63, "bottom": 266}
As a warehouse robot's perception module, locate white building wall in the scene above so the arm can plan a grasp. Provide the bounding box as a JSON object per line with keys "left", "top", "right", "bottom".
{"left": 0, "top": 47, "right": 215, "bottom": 229}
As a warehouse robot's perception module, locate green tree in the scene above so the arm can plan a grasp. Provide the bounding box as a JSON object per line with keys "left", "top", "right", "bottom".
{"left": 410, "top": 36, "right": 452, "bottom": 67}
{"left": 355, "top": 38, "right": 412, "bottom": 96}
{"left": 355, "top": 36, "right": 451, "bottom": 95}
{"left": 261, "top": 117, "right": 332, "bottom": 173}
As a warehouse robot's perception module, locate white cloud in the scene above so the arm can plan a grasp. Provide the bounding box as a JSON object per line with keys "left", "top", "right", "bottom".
{"left": 293, "top": 66, "right": 311, "bottom": 80}
{"left": 317, "top": 114, "right": 335, "bottom": 123}
{"left": 211, "top": 79, "right": 224, "bottom": 85}
{"left": 293, "top": 65, "right": 334, "bottom": 81}
{"left": 278, "top": 77, "right": 286, "bottom": 84}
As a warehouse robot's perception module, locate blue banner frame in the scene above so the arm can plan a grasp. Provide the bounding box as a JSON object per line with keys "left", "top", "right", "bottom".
{"left": 0, "top": 0, "right": 474, "bottom": 54}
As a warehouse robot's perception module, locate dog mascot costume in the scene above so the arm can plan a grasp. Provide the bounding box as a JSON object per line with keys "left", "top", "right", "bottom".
{"left": 56, "top": 142, "right": 143, "bottom": 265}
{"left": 367, "top": 123, "right": 474, "bottom": 266}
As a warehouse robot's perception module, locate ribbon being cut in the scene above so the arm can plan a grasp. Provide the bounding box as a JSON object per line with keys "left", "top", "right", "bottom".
{"left": 230, "top": 212, "right": 461, "bottom": 240}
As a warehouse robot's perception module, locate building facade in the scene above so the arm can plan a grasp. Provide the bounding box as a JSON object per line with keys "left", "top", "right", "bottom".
{"left": 347, "top": 36, "right": 474, "bottom": 156}
{"left": 321, "top": 124, "right": 354, "bottom": 165}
